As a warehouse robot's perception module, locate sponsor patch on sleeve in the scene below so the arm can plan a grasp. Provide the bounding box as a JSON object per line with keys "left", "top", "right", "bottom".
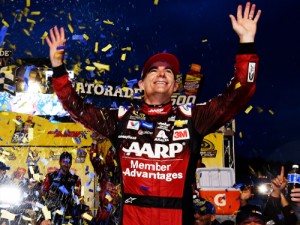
{"left": 247, "top": 62, "right": 256, "bottom": 83}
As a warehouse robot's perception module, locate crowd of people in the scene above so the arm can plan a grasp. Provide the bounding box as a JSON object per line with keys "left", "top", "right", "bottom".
{"left": 1, "top": 150, "right": 300, "bottom": 225}
{"left": 191, "top": 166, "right": 300, "bottom": 225}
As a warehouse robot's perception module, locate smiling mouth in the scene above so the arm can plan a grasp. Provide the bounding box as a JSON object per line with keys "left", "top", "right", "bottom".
{"left": 154, "top": 81, "right": 167, "bottom": 85}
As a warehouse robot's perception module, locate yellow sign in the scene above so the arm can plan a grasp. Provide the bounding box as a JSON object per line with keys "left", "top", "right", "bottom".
{"left": 201, "top": 132, "right": 224, "bottom": 168}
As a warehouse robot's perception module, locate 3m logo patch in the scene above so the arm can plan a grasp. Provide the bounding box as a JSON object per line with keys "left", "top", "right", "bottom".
{"left": 173, "top": 128, "right": 190, "bottom": 141}
{"left": 127, "top": 120, "right": 140, "bottom": 130}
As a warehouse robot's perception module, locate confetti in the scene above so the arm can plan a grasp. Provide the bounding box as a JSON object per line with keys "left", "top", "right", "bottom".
{"left": 22, "top": 28, "right": 30, "bottom": 36}
{"left": 68, "top": 12, "right": 72, "bottom": 21}
{"left": 244, "top": 105, "right": 253, "bottom": 114}
{"left": 83, "top": 33, "right": 89, "bottom": 40}
{"left": 239, "top": 131, "right": 243, "bottom": 138}
{"left": 121, "top": 53, "right": 126, "bottom": 61}
{"left": 30, "top": 11, "right": 41, "bottom": 16}
{"left": 94, "top": 42, "right": 99, "bottom": 53}
{"left": 68, "top": 24, "right": 74, "bottom": 33}
{"left": 101, "top": 44, "right": 112, "bottom": 52}
{"left": 26, "top": 18, "right": 36, "bottom": 24}
{"left": 0, "top": 210, "right": 16, "bottom": 220}
{"left": 103, "top": 19, "right": 114, "bottom": 25}
{"left": 268, "top": 109, "right": 275, "bottom": 115}
{"left": 93, "top": 62, "right": 110, "bottom": 71}
{"left": 234, "top": 82, "right": 241, "bottom": 89}
{"left": 85, "top": 66, "right": 96, "bottom": 71}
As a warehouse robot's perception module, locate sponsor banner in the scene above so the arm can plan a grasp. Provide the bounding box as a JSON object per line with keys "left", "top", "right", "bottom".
{"left": 201, "top": 133, "right": 224, "bottom": 167}
{"left": 0, "top": 111, "right": 92, "bottom": 146}
{"left": 199, "top": 189, "right": 240, "bottom": 215}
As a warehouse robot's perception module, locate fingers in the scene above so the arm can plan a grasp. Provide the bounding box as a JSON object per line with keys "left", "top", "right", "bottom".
{"left": 239, "top": 2, "right": 261, "bottom": 21}
{"left": 280, "top": 166, "right": 285, "bottom": 179}
{"left": 236, "top": 4, "right": 243, "bottom": 21}
{"left": 243, "top": 2, "right": 251, "bottom": 19}
{"left": 47, "top": 26, "right": 65, "bottom": 45}
{"left": 60, "top": 27, "right": 65, "bottom": 42}
{"left": 253, "top": 9, "right": 262, "bottom": 23}
{"left": 49, "top": 27, "right": 56, "bottom": 43}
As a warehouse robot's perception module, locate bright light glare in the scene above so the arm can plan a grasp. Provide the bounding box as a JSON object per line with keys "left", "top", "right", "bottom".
{"left": 0, "top": 185, "right": 23, "bottom": 205}
{"left": 258, "top": 183, "right": 272, "bottom": 195}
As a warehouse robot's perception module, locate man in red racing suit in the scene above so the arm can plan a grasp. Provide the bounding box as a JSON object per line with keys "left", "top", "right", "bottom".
{"left": 46, "top": 2, "right": 261, "bottom": 225}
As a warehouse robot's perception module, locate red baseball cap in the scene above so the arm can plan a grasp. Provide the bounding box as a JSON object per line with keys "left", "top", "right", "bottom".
{"left": 141, "top": 52, "right": 180, "bottom": 79}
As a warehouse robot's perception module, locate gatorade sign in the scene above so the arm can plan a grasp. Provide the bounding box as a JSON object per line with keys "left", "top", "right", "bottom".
{"left": 200, "top": 189, "right": 241, "bottom": 215}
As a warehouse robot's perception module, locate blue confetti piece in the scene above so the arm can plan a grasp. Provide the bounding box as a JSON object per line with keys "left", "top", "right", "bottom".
{"left": 140, "top": 186, "right": 149, "bottom": 191}
{"left": 73, "top": 136, "right": 82, "bottom": 144}
{"left": 85, "top": 181, "right": 92, "bottom": 187}
{"left": 88, "top": 172, "right": 95, "bottom": 179}
{"left": 0, "top": 26, "right": 8, "bottom": 46}
{"left": 23, "top": 65, "right": 36, "bottom": 91}
{"left": 72, "top": 34, "right": 84, "bottom": 41}
{"left": 89, "top": 70, "right": 95, "bottom": 78}
{"left": 127, "top": 79, "right": 138, "bottom": 88}
{"left": 111, "top": 101, "right": 118, "bottom": 108}
{"left": 56, "top": 46, "right": 66, "bottom": 50}
{"left": 89, "top": 189, "right": 94, "bottom": 192}
{"left": 107, "top": 203, "right": 112, "bottom": 212}
{"left": 59, "top": 185, "right": 69, "bottom": 194}
{"left": 234, "top": 183, "right": 244, "bottom": 189}
{"left": 86, "top": 166, "right": 89, "bottom": 171}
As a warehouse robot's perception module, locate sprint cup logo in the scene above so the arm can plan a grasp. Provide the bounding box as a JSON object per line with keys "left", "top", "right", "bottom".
{"left": 122, "top": 142, "right": 183, "bottom": 158}
{"left": 200, "top": 139, "right": 217, "bottom": 157}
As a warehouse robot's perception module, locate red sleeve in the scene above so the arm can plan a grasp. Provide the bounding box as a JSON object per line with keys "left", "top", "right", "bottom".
{"left": 52, "top": 75, "right": 119, "bottom": 139}
{"left": 192, "top": 53, "right": 259, "bottom": 135}
{"left": 41, "top": 174, "right": 51, "bottom": 192}
{"left": 89, "top": 142, "right": 105, "bottom": 175}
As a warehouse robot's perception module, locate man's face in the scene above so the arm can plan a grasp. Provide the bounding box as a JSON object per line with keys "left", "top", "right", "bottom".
{"left": 194, "top": 212, "right": 213, "bottom": 225}
{"left": 59, "top": 158, "right": 71, "bottom": 174}
{"left": 239, "top": 216, "right": 265, "bottom": 225}
{"left": 138, "top": 61, "right": 178, "bottom": 104}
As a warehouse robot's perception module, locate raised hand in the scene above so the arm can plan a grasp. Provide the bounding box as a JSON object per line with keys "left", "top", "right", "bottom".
{"left": 271, "top": 166, "right": 287, "bottom": 197}
{"left": 46, "top": 26, "right": 66, "bottom": 67}
{"left": 229, "top": 2, "right": 262, "bottom": 43}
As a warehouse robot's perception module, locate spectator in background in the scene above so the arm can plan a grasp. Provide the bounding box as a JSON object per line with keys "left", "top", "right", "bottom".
{"left": 240, "top": 185, "right": 255, "bottom": 207}
{"left": 263, "top": 166, "right": 297, "bottom": 225}
{"left": 289, "top": 164, "right": 300, "bottom": 224}
{"left": 236, "top": 204, "right": 266, "bottom": 225}
{"left": 193, "top": 197, "right": 220, "bottom": 225}
{"left": 40, "top": 152, "right": 82, "bottom": 225}
{"left": 290, "top": 188, "right": 300, "bottom": 224}
{"left": 0, "top": 161, "right": 11, "bottom": 184}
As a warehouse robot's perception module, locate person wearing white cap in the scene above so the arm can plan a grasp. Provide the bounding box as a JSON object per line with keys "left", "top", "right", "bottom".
{"left": 46, "top": 2, "right": 261, "bottom": 225}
